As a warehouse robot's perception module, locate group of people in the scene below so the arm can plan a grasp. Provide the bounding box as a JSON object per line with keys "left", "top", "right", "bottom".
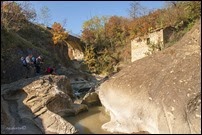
{"left": 21, "top": 54, "right": 43, "bottom": 78}
{"left": 21, "top": 54, "right": 58, "bottom": 78}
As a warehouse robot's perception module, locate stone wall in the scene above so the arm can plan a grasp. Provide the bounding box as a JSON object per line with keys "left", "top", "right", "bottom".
{"left": 131, "top": 27, "right": 173, "bottom": 62}
{"left": 149, "top": 29, "right": 164, "bottom": 45}
{"left": 131, "top": 37, "right": 149, "bottom": 62}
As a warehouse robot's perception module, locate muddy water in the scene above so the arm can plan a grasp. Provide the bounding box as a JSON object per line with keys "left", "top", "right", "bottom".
{"left": 65, "top": 106, "right": 111, "bottom": 134}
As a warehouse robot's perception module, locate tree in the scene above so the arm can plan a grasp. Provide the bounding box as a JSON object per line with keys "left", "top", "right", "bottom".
{"left": 128, "top": 1, "right": 149, "bottom": 19}
{"left": 81, "top": 16, "right": 124, "bottom": 74}
{"left": 38, "top": 6, "right": 52, "bottom": 26}
{"left": 51, "top": 22, "right": 68, "bottom": 45}
{"left": 82, "top": 16, "right": 108, "bottom": 49}
{"left": 20, "top": 1, "right": 36, "bottom": 22}
{"left": 81, "top": 16, "right": 115, "bottom": 74}
{"left": 105, "top": 16, "right": 129, "bottom": 47}
{"left": 62, "top": 18, "right": 67, "bottom": 30}
{"left": 83, "top": 44, "right": 97, "bottom": 73}
{"left": 1, "top": 1, "right": 36, "bottom": 31}
{"left": 164, "top": 1, "right": 179, "bottom": 8}
{"left": 161, "top": 1, "right": 201, "bottom": 28}
{"left": 182, "top": 1, "right": 201, "bottom": 21}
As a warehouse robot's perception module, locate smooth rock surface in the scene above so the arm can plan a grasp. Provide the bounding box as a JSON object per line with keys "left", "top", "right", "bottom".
{"left": 98, "top": 20, "right": 201, "bottom": 134}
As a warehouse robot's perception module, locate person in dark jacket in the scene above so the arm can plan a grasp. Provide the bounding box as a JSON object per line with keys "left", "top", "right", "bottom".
{"left": 34, "top": 55, "right": 43, "bottom": 75}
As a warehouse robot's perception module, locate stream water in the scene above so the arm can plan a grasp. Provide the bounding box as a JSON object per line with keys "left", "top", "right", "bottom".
{"left": 65, "top": 106, "right": 111, "bottom": 134}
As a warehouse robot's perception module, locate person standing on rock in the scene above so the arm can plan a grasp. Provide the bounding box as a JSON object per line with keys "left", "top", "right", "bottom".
{"left": 20, "top": 54, "right": 34, "bottom": 78}
{"left": 25, "top": 54, "right": 34, "bottom": 66}
{"left": 21, "top": 56, "right": 29, "bottom": 78}
{"left": 34, "top": 55, "right": 43, "bottom": 75}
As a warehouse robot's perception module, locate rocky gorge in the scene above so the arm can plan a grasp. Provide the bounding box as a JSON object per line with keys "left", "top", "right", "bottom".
{"left": 1, "top": 73, "right": 102, "bottom": 134}
{"left": 1, "top": 19, "right": 201, "bottom": 134}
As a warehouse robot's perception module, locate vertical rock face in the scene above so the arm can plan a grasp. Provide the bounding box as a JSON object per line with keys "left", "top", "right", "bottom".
{"left": 1, "top": 75, "right": 77, "bottom": 134}
{"left": 98, "top": 21, "right": 201, "bottom": 134}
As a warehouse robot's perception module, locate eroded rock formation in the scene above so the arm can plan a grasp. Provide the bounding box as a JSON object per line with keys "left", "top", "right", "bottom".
{"left": 1, "top": 75, "right": 78, "bottom": 134}
{"left": 82, "top": 92, "right": 101, "bottom": 107}
{"left": 98, "top": 20, "right": 201, "bottom": 134}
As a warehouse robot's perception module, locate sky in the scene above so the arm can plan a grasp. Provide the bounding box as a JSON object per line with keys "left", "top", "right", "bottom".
{"left": 28, "top": 1, "right": 165, "bottom": 36}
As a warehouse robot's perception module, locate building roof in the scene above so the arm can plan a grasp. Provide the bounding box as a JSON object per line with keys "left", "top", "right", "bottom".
{"left": 149, "top": 25, "right": 175, "bottom": 33}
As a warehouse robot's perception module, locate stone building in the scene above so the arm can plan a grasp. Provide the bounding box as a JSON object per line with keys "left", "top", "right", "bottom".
{"left": 131, "top": 26, "right": 174, "bottom": 62}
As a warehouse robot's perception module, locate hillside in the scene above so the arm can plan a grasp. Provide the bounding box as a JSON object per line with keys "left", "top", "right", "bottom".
{"left": 1, "top": 22, "right": 86, "bottom": 84}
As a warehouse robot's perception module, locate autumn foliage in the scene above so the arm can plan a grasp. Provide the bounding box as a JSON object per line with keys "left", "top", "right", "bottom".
{"left": 1, "top": 1, "right": 36, "bottom": 31}
{"left": 51, "top": 22, "right": 68, "bottom": 44}
{"left": 81, "top": 16, "right": 131, "bottom": 74}
{"left": 81, "top": 1, "right": 201, "bottom": 75}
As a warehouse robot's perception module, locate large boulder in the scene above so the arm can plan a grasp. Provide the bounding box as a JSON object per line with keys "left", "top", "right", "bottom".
{"left": 1, "top": 75, "right": 78, "bottom": 134}
{"left": 98, "top": 21, "right": 201, "bottom": 134}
